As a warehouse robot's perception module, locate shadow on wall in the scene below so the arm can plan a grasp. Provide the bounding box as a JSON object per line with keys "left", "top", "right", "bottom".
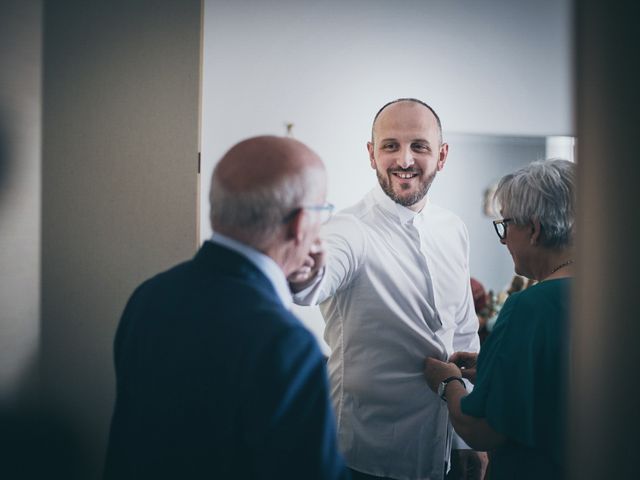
{"left": 0, "top": 407, "right": 88, "bottom": 479}
{"left": 0, "top": 111, "right": 87, "bottom": 479}
{"left": 0, "top": 112, "right": 9, "bottom": 204}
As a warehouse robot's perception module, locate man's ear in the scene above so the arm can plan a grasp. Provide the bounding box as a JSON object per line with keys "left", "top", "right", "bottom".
{"left": 437, "top": 143, "right": 449, "bottom": 171}
{"left": 530, "top": 219, "right": 542, "bottom": 245}
{"left": 286, "top": 208, "right": 306, "bottom": 243}
{"left": 367, "top": 141, "right": 376, "bottom": 170}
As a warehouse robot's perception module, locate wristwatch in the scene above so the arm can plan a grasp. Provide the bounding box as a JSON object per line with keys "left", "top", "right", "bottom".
{"left": 437, "top": 376, "right": 466, "bottom": 402}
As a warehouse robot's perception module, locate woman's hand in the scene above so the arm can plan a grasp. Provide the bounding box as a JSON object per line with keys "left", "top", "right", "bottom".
{"left": 423, "top": 357, "right": 462, "bottom": 393}
{"left": 449, "top": 351, "right": 479, "bottom": 384}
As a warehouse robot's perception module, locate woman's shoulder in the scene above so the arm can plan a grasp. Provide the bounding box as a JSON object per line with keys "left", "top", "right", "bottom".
{"left": 499, "top": 278, "right": 571, "bottom": 328}
{"left": 516, "top": 278, "right": 571, "bottom": 304}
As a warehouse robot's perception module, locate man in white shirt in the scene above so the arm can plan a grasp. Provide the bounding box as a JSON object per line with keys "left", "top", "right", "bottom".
{"left": 289, "top": 99, "right": 483, "bottom": 480}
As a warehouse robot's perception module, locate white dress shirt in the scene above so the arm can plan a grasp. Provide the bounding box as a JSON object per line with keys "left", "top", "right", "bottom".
{"left": 294, "top": 186, "right": 480, "bottom": 480}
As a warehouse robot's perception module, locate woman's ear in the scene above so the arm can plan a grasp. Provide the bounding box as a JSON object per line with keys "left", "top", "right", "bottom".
{"left": 530, "top": 219, "right": 542, "bottom": 245}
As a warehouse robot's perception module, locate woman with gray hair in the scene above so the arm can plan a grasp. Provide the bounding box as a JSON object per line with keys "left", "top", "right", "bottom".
{"left": 424, "top": 159, "right": 575, "bottom": 479}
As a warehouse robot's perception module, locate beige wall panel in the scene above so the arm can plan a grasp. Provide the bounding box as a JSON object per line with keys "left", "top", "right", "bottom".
{"left": 42, "top": 1, "right": 201, "bottom": 476}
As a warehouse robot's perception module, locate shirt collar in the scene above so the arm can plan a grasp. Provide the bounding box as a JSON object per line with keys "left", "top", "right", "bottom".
{"left": 371, "top": 184, "right": 430, "bottom": 225}
{"left": 209, "top": 232, "right": 293, "bottom": 309}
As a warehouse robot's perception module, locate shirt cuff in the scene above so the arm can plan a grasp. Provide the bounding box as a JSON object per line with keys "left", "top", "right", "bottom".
{"left": 451, "top": 429, "right": 472, "bottom": 449}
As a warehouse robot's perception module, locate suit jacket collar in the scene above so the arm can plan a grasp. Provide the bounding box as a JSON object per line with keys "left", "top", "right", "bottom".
{"left": 194, "top": 241, "right": 291, "bottom": 309}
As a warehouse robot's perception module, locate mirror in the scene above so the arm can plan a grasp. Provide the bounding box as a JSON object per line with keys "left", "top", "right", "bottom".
{"left": 430, "top": 133, "right": 575, "bottom": 293}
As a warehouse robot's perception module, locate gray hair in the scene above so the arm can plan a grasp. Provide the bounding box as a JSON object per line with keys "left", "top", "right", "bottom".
{"left": 495, "top": 159, "right": 576, "bottom": 248}
{"left": 210, "top": 166, "right": 322, "bottom": 248}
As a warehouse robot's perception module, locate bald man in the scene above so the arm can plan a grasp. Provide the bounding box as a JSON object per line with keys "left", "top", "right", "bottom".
{"left": 104, "top": 136, "right": 348, "bottom": 480}
{"left": 290, "top": 99, "right": 482, "bottom": 480}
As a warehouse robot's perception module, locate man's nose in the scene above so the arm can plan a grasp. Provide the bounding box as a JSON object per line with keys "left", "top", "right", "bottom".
{"left": 397, "top": 147, "right": 414, "bottom": 169}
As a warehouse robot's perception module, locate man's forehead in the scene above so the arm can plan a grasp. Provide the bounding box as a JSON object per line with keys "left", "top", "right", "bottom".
{"left": 377, "top": 135, "right": 433, "bottom": 143}
{"left": 374, "top": 116, "right": 439, "bottom": 141}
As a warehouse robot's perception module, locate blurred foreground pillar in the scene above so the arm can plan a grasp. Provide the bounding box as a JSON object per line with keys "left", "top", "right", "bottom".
{"left": 571, "top": 1, "right": 640, "bottom": 478}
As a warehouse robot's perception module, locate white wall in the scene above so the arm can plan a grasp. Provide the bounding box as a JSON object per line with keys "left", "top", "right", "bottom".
{"left": 201, "top": 0, "right": 572, "bottom": 349}
{"left": 201, "top": 0, "right": 572, "bottom": 232}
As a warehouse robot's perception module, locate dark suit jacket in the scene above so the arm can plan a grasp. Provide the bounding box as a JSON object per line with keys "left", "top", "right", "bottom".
{"left": 104, "top": 241, "right": 348, "bottom": 479}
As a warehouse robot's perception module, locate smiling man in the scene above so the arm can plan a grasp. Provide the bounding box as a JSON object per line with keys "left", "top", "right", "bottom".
{"left": 290, "top": 99, "right": 482, "bottom": 480}
{"left": 368, "top": 99, "right": 446, "bottom": 210}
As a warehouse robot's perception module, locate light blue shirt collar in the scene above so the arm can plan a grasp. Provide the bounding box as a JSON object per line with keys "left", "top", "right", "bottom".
{"left": 209, "top": 232, "right": 293, "bottom": 309}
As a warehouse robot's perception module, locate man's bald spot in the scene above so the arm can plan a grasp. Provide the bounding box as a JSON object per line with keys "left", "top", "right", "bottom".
{"left": 215, "top": 135, "right": 323, "bottom": 191}
{"left": 371, "top": 98, "right": 443, "bottom": 144}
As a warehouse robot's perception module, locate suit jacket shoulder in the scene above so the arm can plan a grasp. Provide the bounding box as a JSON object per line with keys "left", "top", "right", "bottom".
{"left": 106, "top": 242, "right": 347, "bottom": 480}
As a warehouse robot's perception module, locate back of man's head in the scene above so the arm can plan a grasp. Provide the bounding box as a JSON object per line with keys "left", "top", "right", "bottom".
{"left": 210, "top": 135, "right": 325, "bottom": 250}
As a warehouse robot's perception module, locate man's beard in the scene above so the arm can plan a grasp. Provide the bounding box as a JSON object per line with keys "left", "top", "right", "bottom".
{"left": 376, "top": 168, "right": 436, "bottom": 207}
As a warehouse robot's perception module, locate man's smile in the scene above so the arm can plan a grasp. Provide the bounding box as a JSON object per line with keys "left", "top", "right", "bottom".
{"left": 390, "top": 170, "right": 420, "bottom": 180}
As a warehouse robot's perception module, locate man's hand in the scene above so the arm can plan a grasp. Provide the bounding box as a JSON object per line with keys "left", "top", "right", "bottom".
{"left": 288, "top": 239, "right": 326, "bottom": 293}
{"left": 449, "top": 352, "right": 479, "bottom": 384}
{"left": 446, "top": 449, "right": 489, "bottom": 480}
{"left": 424, "top": 357, "right": 462, "bottom": 393}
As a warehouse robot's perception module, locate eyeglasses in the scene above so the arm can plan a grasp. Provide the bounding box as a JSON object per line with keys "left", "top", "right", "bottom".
{"left": 304, "top": 202, "right": 335, "bottom": 224}
{"left": 283, "top": 202, "right": 335, "bottom": 224}
{"left": 493, "top": 218, "right": 514, "bottom": 240}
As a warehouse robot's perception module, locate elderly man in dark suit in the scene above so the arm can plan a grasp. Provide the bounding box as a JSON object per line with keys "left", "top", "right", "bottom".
{"left": 104, "top": 136, "right": 348, "bottom": 480}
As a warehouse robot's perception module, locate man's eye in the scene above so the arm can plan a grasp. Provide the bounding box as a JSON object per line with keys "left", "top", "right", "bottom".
{"left": 412, "top": 144, "right": 430, "bottom": 152}
{"left": 382, "top": 143, "right": 397, "bottom": 150}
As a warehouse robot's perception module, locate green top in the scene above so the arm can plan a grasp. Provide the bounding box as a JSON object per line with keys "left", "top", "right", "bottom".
{"left": 461, "top": 278, "right": 570, "bottom": 479}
